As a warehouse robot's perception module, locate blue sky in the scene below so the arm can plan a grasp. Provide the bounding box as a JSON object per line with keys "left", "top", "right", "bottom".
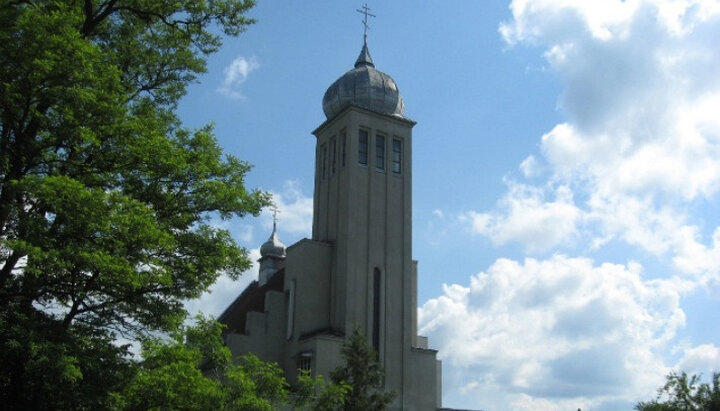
{"left": 180, "top": 1, "right": 720, "bottom": 410}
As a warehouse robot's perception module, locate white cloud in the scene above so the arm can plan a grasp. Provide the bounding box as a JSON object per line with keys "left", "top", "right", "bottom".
{"left": 463, "top": 182, "right": 581, "bottom": 252}
{"left": 263, "top": 180, "right": 313, "bottom": 236}
{"left": 419, "top": 255, "right": 687, "bottom": 410}
{"left": 448, "top": 2, "right": 720, "bottom": 408}
{"left": 672, "top": 226, "right": 720, "bottom": 285}
{"left": 218, "top": 55, "right": 259, "bottom": 99}
{"left": 676, "top": 343, "right": 720, "bottom": 375}
{"left": 519, "top": 155, "right": 541, "bottom": 178}
{"left": 469, "top": 0, "right": 720, "bottom": 275}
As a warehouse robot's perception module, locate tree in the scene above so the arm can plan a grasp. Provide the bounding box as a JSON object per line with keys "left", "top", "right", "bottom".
{"left": 0, "top": 1, "right": 267, "bottom": 408}
{"left": 115, "top": 316, "right": 347, "bottom": 411}
{"left": 635, "top": 371, "right": 720, "bottom": 411}
{"left": 330, "top": 327, "right": 396, "bottom": 411}
{"left": 292, "top": 370, "right": 351, "bottom": 411}
{"left": 116, "top": 316, "right": 287, "bottom": 411}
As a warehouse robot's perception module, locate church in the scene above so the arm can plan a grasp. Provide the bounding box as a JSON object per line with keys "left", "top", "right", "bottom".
{"left": 219, "top": 31, "right": 443, "bottom": 410}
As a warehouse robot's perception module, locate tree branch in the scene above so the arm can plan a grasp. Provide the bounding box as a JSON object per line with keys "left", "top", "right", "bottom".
{"left": 80, "top": 0, "right": 118, "bottom": 37}
{"left": 0, "top": 249, "right": 23, "bottom": 287}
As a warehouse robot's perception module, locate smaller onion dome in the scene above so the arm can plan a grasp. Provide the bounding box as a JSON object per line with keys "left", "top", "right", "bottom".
{"left": 260, "top": 222, "right": 286, "bottom": 259}
{"left": 322, "top": 41, "right": 405, "bottom": 120}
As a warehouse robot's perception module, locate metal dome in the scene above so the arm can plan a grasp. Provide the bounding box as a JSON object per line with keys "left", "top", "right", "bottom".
{"left": 259, "top": 223, "right": 286, "bottom": 259}
{"left": 322, "top": 42, "right": 405, "bottom": 120}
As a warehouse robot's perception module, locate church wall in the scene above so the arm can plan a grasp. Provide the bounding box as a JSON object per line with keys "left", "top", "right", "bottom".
{"left": 307, "top": 336, "right": 344, "bottom": 380}
{"left": 406, "top": 348, "right": 441, "bottom": 411}
{"left": 283, "top": 239, "right": 333, "bottom": 377}
{"left": 263, "top": 289, "right": 287, "bottom": 363}
{"left": 285, "top": 239, "right": 332, "bottom": 337}
{"left": 223, "top": 288, "right": 287, "bottom": 366}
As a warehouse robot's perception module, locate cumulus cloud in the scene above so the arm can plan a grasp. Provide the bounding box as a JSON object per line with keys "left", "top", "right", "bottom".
{"left": 468, "top": 0, "right": 720, "bottom": 278}
{"left": 445, "top": 1, "right": 720, "bottom": 408}
{"left": 676, "top": 343, "right": 720, "bottom": 375}
{"left": 218, "top": 55, "right": 259, "bottom": 99}
{"left": 263, "top": 180, "right": 313, "bottom": 236}
{"left": 463, "top": 182, "right": 581, "bottom": 252}
{"left": 673, "top": 226, "right": 720, "bottom": 284}
{"left": 419, "top": 255, "right": 686, "bottom": 410}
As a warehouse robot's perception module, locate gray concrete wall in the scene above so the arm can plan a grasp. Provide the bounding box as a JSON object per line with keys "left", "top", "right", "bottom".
{"left": 406, "top": 348, "right": 441, "bottom": 411}
{"left": 285, "top": 239, "right": 332, "bottom": 337}
{"left": 282, "top": 239, "right": 333, "bottom": 378}
{"left": 313, "top": 106, "right": 435, "bottom": 410}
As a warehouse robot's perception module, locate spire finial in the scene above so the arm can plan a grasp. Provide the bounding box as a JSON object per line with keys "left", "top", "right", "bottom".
{"left": 354, "top": 4, "right": 375, "bottom": 68}
{"left": 356, "top": 3, "right": 375, "bottom": 44}
{"left": 271, "top": 205, "right": 279, "bottom": 233}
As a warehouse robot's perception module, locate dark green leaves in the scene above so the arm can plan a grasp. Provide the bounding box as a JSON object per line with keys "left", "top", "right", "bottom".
{"left": 0, "top": 1, "right": 263, "bottom": 408}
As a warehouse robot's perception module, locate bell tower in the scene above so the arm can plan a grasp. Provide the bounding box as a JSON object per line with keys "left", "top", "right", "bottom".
{"left": 310, "top": 33, "right": 433, "bottom": 406}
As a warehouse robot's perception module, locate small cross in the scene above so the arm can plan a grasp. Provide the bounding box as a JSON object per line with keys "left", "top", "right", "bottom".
{"left": 356, "top": 4, "right": 376, "bottom": 43}
{"left": 271, "top": 205, "right": 280, "bottom": 231}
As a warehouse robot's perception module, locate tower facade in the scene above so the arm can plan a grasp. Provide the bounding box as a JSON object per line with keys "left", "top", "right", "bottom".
{"left": 220, "top": 41, "right": 441, "bottom": 411}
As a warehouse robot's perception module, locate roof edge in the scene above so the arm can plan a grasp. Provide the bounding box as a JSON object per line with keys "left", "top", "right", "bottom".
{"left": 313, "top": 104, "right": 416, "bottom": 136}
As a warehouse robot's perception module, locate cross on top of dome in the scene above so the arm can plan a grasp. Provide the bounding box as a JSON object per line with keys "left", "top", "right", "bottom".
{"left": 356, "top": 3, "right": 375, "bottom": 44}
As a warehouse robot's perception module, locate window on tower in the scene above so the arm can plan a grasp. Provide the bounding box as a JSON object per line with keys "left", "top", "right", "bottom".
{"left": 321, "top": 143, "right": 327, "bottom": 179}
{"left": 330, "top": 137, "right": 337, "bottom": 175}
{"left": 340, "top": 130, "right": 347, "bottom": 167}
{"left": 392, "top": 138, "right": 402, "bottom": 174}
{"left": 358, "top": 129, "right": 368, "bottom": 165}
{"left": 376, "top": 135, "right": 385, "bottom": 171}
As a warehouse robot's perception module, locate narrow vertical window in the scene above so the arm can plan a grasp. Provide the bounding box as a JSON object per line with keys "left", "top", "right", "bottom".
{"left": 392, "top": 138, "right": 402, "bottom": 174}
{"left": 321, "top": 143, "right": 327, "bottom": 179}
{"left": 286, "top": 279, "right": 295, "bottom": 340}
{"left": 375, "top": 135, "right": 385, "bottom": 171}
{"left": 340, "top": 130, "right": 347, "bottom": 167}
{"left": 358, "top": 129, "right": 368, "bottom": 166}
{"left": 330, "top": 137, "right": 337, "bottom": 175}
{"left": 372, "top": 268, "right": 381, "bottom": 354}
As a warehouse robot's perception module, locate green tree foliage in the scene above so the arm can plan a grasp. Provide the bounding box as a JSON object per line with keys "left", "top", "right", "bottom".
{"left": 0, "top": 1, "right": 269, "bottom": 408}
{"left": 116, "top": 316, "right": 287, "bottom": 411}
{"left": 115, "top": 316, "right": 347, "bottom": 411}
{"left": 292, "top": 370, "right": 351, "bottom": 411}
{"left": 330, "top": 327, "right": 396, "bottom": 411}
{"left": 635, "top": 371, "right": 720, "bottom": 411}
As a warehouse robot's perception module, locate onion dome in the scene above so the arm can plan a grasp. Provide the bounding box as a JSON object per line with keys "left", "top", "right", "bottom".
{"left": 322, "top": 41, "right": 405, "bottom": 120}
{"left": 260, "top": 222, "right": 286, "bottom": 259}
